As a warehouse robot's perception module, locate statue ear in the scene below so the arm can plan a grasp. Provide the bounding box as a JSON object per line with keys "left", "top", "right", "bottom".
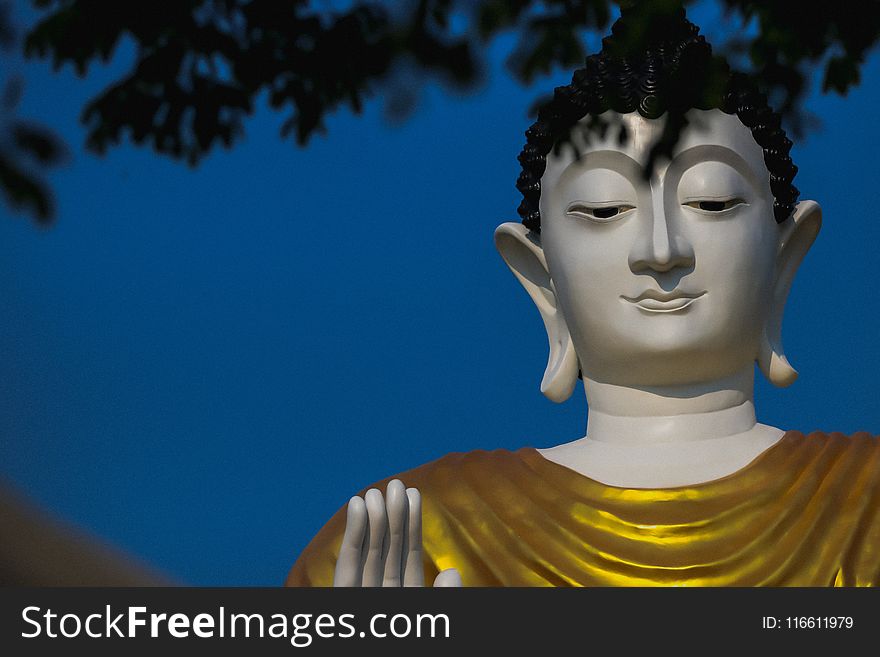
{"left": 494, "top": 222, "right": 580, "bottom": 402}
{"left": 758, "top": 200, "right": 822, "bottom": 387}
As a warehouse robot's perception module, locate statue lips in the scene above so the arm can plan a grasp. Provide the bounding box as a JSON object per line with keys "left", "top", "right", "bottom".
{"left": 620, "top": 290, "right": 707, "bottom": 313}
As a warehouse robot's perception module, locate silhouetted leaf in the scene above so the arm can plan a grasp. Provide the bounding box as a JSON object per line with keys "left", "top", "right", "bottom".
{"left": 0, "top": 152, "right": 54, "bottom": 222}
{"left": 824, "top": 55, "right": 861, "bottom": 94}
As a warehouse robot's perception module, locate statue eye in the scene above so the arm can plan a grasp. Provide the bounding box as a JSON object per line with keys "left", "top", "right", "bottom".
{"left": 566, "top": 203, "right": 635, "bottom": 223}
{"left": 684, "top": 198, "right": 746, "bottom": 213}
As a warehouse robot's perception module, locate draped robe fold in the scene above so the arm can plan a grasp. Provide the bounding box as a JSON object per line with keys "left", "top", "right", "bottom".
{"left": 287, "top": 431, "right": 880, "bottom": 586}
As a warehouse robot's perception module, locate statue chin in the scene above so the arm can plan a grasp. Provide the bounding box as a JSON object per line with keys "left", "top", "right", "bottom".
{"left": 287, "top": 12, "right": 877, "bottom": 588}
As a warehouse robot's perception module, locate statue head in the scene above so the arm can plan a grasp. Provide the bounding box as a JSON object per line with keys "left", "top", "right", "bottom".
{"left": 495, "top": 9, "right": 822, "bottom": 402}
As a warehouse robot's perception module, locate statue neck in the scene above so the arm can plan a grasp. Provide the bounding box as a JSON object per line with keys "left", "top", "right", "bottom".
{"left": 582, "top": 368, "right": 756, "bottom": 444}
{"left": 538, "top": 367, "right": 785, "bottom": 488}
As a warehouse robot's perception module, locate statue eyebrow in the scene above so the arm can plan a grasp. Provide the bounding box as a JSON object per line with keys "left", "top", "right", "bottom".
{"left": 669, "top": 145, "right": 764, "bottom": 192}
{"left": 554, "top": 149, "right": 643, "bottom": 189}
{"left": 551, "top": 143, "right": 765, "bottom": 199}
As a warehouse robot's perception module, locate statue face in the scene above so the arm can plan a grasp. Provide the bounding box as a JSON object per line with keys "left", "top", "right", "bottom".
{"left": 538, "top": 109, "right": 780, "bottom": 386}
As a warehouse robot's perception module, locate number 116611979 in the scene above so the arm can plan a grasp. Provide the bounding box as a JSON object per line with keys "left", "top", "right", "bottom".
{"left": 762, "top": 616, "right": 854, "bottom": 629}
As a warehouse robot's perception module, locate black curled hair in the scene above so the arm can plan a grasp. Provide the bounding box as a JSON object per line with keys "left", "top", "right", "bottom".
{"left": 516, "top": 8, "right": 799, "bottom": 231}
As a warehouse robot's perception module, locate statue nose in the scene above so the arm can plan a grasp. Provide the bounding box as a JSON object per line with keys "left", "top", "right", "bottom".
{"left": 628, "top": 196, "right": 694, "bottom": 274}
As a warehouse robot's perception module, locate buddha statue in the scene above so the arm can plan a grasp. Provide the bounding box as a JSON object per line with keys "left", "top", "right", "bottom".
{"left": 286, "top": 10, "right": 880, "bottom": 587}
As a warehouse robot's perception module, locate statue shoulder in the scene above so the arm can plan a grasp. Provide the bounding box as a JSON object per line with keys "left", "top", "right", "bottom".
{"left": 781, "top": 429, "right": 880, "bottom": 484}
{"left": 797, "top": 429, "right": 880, "bottom": 460}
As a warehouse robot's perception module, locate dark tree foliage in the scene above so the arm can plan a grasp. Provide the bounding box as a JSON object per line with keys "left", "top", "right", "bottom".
{"left": 24, "top": 0, "right": 481, "bottom": 165}
{"left": 0, "top": 2, "right": 64, "bottom": 223}
{"left": 6, "top": 0, "right": 880, "bottom": 222}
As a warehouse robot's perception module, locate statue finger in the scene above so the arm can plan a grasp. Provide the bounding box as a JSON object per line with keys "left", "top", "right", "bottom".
{"left": 381, "top": 479, "right": 408, "bottom": 586}
{"left": 361, "top": 488, "right": 387, "bottom": 587}
{"left": 433, "top": 568, "right": 462, "bottom": 587}
{"left": 402, "top": 487, "right": 424, "bottom": 587}
{"left": 334, "top": 496, "right": 367, "bottom": 587}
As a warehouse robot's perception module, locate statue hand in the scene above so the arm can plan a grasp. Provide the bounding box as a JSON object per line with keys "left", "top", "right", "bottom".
{"left": 333, "top": 479, "right": 461, "bottom": 587}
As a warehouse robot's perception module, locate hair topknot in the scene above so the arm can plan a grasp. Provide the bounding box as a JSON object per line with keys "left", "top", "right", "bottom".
{"left": 516, "top": 7, "right": 799, "bottom": 231}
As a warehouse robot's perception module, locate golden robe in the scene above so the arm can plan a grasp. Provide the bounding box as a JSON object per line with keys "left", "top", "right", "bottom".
{"left": 286, "top": 431, "right": 880, "bottom": 586}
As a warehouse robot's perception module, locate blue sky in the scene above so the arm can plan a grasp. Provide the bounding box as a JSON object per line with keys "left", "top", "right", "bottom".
{"left": 1, "top": 5, "right": 879, "bottom": 585}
